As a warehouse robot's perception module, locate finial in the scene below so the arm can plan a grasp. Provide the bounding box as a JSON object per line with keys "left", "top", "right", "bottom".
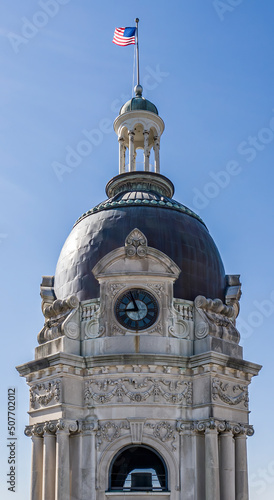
{"left": 134, "top": 84, "right": 143, "bottom": 97}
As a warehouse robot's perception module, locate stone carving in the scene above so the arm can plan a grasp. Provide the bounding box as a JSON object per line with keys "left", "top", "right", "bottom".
{"left": 129, "top": 419, "right": 145, "bottom": 443}
{"left": 24, "top": 423, "right": 44, "bottom": 437}
{"left": 111, "top": 323, "right": 125, "bottom": 336}
{"left": 24, "top": 419, "right": 79, "bottom": 437}
{"left": 109, "top": 283, "right": 127, "bottom": 297}
{"left": 38, "top": 295, "right": 79, "bottom": 344}
{"left": 147, "top": 322, "right": 163, "bottom": 335}
{"left": 81, "top": 299, "right": 103, "bottom": 339}
{"left": 82, "top": 416, "right": 98, "bottom": 432}
{"left": 125, "top": 228, "right": 147, "bottom": 257}
{"left": 96, "top": 420, "right": 130, "bottom": 449}
{"left": 85, "top": 378, "right": 193, "bottom": 406}
{"left": 145, "top": 421, "right": 177, "bottom": 451}
{"left": 193, "top": 419, "right": 253, "bottom": 437}
{"left": 173, "top": 300, "right": 193, "bottom": 320}
{"left": 43, "top": 421, "right": 57, "bottom": 434}
{"left": 194, "top": 295, "right": 240, "bottom": 344}
{"left": 30, "top": 379, "right": 61, "bottom": 409}
{"left": 82, "top": 302, "right": 100, "bottom": 321}
{"left": 56, "top": 419, "right": 79, "bottom": 434}
{"left": 212, "top": 378, "right": 249, "bottom": 408}
{"left": 225, "top": 274, "right": 242, "bottom": 320}
{"left": 169, "top": 299, "right": 193, "bottom": 339}
{"left": 147, "top": 283, "right": 164, "bottom": 298}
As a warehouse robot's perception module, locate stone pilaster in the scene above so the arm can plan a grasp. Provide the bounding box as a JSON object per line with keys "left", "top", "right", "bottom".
{"left": 25, "top": 425, "right": 43, "bottom": 500}
{"left": 219, "top": 423, "right": 235, "bottom": 500}
{"left": 42, "top": 422, "right": 56, "bottom": 500}
{"left": 81, "top": 417, "right": 98, "bottom": 500}
{"left": 235, "top": 425, "right": 253, "bottom": 500}
{"left": 204, "top": 421, "right": 220, "bottom": 500}
{"left": 177, "top": 422, "right": 196, "bottom": 500}
{"left": 55, "top": 420, "right": 72, "bottom": 500}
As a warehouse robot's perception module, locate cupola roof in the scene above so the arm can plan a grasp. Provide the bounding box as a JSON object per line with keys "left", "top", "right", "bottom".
{"left": 119, "top": 84, "right": 158, "bottom": 115}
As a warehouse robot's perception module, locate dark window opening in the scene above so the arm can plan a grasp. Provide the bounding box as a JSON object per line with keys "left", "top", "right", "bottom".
{"left": 109, "top": 445, "right": 168, "bottom": 492}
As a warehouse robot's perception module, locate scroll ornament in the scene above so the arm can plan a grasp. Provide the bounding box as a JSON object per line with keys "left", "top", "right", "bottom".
{"left": 125, "top": 228, "right": 147, "bottom": 257}
{"left": 37, "top": 295, "right": 80, "bottom": 344}
{"left": 194, "top": 295, "right": 240, "bottom": 343}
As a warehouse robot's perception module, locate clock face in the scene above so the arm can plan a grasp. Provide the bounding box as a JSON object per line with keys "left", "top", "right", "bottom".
{"left": 115, "top": 288, "right": 159, "bottom": 331}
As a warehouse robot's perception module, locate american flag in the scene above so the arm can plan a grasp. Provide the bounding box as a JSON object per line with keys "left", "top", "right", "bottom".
{"left": 112, "top": 27, "right": 136, "bottom": 46}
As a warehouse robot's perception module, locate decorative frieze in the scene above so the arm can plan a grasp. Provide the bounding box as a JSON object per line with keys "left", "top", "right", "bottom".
{"left": 84, "top": 377, "right": 193, "bottom": 406}
{"left": 30, "top": 379, "right": 61, "bottom": 409}
{"left": 212, "top": 378, "right": 249, "bottom": 408}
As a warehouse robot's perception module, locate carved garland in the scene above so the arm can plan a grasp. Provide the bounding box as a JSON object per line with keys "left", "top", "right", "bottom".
{"left": 145, "top": 421, "right": 177, "bottom": 451}
{"left": 84, "top": 378, "right": 192, "bottom": 406}
{"left": 212, "top": 378, "right": 249, "bottom": 408}
{"left": 30, "top": 379, "right": 61, "bottom": 409}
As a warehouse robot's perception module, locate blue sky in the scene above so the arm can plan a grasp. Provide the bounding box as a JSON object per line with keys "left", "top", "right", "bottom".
{"left": 0, "top": 1, "right": 274, "bottom": 498}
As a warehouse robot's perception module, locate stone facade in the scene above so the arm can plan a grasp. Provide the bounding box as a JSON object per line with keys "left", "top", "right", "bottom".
{"left": 17, "top": 88, "right": 261, "bottom": 500}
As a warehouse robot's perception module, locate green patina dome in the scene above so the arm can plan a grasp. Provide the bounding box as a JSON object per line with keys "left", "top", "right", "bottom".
{"left": 120, "top": 96, "right": 158, "bottom": 115}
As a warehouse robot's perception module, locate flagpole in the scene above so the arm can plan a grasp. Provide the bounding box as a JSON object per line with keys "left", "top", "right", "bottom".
{"left": 135, "top": 18, "right": 140, "bottom": 86}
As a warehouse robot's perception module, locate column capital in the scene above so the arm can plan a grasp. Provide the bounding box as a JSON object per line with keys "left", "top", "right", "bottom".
{"left": 56, "top": 418, "right": 79, "bottom": 434}
{"left": 82, "top": 417, "right": 98, "bottom": 433}
{"left": 44, "top": 421, "right": 57, "bottom": 435}
{"left": 32, "top": 423, "right": 44, "bottom": 437}
{"left": 24, "top": 425, "right": 33, "bottom": 438}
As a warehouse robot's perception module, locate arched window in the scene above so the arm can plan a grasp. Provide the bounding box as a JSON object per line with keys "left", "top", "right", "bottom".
{"left": 109, "top": 445, "right": 168, "bottom": 492}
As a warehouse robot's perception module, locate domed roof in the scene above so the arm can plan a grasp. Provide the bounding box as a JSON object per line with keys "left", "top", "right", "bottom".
{"left": 119, "top": 84, "right": 158, "bottom": 115}
{"left": 54, "top": 173, "right": 226, "bottom": 302}
{"left": 120, "top": 97, "right": 158, "bottom": 116}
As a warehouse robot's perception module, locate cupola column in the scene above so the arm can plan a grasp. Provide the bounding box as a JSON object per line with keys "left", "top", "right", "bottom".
{"left": 143, "top": 130, "right": 150, "bottom": 171}
{"left": 153, "top": 136, "right": 160, "bottom": 173}
{"left": 133, "top": 150, "right": 137, "bottom": 171}
{"left": 128, "top": 130, "right": 135, "bottom": 171}
{"left": 118, "top": 137, "right": 126, "bottom": 174}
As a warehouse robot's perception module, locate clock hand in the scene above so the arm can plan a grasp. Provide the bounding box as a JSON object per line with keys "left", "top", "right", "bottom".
{"left": 129, "top": 292, "right": 138, "bottom": 311}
